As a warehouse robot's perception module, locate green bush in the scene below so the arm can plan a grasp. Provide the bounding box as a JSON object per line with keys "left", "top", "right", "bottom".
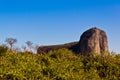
{"left": 0, "top": 49, "right": 120, "bottom": 80}
{"left": 0, "top": 46, "right": 7, "bottom": 56}
{"left": 48, "top": 48, "right": 78, "bottom": 60}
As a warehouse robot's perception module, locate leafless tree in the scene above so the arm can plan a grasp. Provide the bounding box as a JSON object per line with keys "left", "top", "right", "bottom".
{"left": 34, "top": 44, "right": 39, "bottom": 53}
{"left": 22, "top": 45, "right": 27, "bottom": 52}
{"left": 13, "top": 47, "right": 21, "bottom": 52}
{"left": 25, "top": 41, "right": 33, "bottom": 52}
{"left": 5, "top": 38, "right": 17, "bottom": 51}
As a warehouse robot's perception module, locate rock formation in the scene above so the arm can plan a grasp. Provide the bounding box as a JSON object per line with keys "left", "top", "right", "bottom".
{"left": 37, "top": 42, "right": 78, "bottom": 54}
{"left": 78, "top": 27, "right": 109, "bottom": 55}
{"left": 37, "top": 27, "right": 109, "bottom": 55}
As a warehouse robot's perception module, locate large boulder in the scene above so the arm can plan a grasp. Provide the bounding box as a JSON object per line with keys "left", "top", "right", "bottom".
{"left": 37, "top": 27, "right": 109, "bottom": 56}
{"left": 78, "top": 27, "right": 109, "bottom": 55}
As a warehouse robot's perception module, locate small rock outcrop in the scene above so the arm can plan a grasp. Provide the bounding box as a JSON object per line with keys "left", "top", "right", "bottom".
{"left": 37, "top": 27, "right": 109, "bottom": 55}
{"left": 37, "top": 42, "right": 78, "bottom": 54}
{"left": 78, "top": 27, "right": 109, "bottom": 55}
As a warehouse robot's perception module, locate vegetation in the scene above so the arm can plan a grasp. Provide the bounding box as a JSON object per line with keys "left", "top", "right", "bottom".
{"left": 0, "top": 48, "right": 120, "bottom": 80}
{"left": 5, "top": 38, "right": 17, "bottom": 51}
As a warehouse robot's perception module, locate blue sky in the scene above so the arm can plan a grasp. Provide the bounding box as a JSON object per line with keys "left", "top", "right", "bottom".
{"left": 0, "top": 0, "right": 120, "bottom": 53}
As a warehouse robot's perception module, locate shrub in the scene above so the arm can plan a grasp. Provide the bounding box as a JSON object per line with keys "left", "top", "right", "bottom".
{"left": 48, "top": 48, "right": 77, "bottom": 60}
{"left": 0, "top": 49, "right": 120, "bottom": 80}
{"left": 0, "top": 46, "right": 8, "bottom": 56}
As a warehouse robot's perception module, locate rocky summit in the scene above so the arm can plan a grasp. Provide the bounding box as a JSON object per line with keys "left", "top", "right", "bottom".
{"left": 37, "top": 27, "right": 109, "bottom": 55}
{"left": 78, "top": 27, "right": 109, "bottom": 55}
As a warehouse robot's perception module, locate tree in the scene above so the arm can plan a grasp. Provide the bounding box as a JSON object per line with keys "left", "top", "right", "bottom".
{"left": 22, "top": 45, "right": 27, "bottom": 52}
{"left": 13, "top": 47, "right": 21, "bottom": 53}
{"left": 5, "top": 38, "right": 17, "bottom": 51}
{"left": 34, "top": 44, "right": 39, "bottom": 53}
{"left": 25, "top": 41, "right": 33, "bottom": 52}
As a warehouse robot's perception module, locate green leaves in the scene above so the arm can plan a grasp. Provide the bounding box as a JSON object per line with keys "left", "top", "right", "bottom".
{"left": 0, "top": 46, "right": 7, "bottom": 56}
{"left": 0, "top": 49, "right": 120, "bottom": 80}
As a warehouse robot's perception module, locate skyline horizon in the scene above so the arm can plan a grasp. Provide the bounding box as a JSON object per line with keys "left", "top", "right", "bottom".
{"left": 0, "top": 0, "right": 120, "bottom": 53}
{"left": 0, "top": 26, "right": 118, "bottom": 53}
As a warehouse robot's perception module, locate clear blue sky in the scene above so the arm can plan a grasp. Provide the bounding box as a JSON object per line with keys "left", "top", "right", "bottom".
{"left": 0, "top": 0, "right": 120, "bottom": 53}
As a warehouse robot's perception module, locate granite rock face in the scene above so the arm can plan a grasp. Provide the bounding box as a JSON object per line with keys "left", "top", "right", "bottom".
{"left": 37, "top": 27, "right": 109, "bottom": 55}
{"left": 78, "top": 27, "right": 109, "bottom": 55}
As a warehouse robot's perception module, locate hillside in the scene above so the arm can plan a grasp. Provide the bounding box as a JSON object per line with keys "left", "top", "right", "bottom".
{"left": 0, "top": 48, "right": 120, "bottom": 80}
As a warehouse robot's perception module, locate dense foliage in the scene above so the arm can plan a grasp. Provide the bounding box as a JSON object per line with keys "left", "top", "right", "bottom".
{"left": 0, "top": 48, "right": 120, "bottom": 80}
